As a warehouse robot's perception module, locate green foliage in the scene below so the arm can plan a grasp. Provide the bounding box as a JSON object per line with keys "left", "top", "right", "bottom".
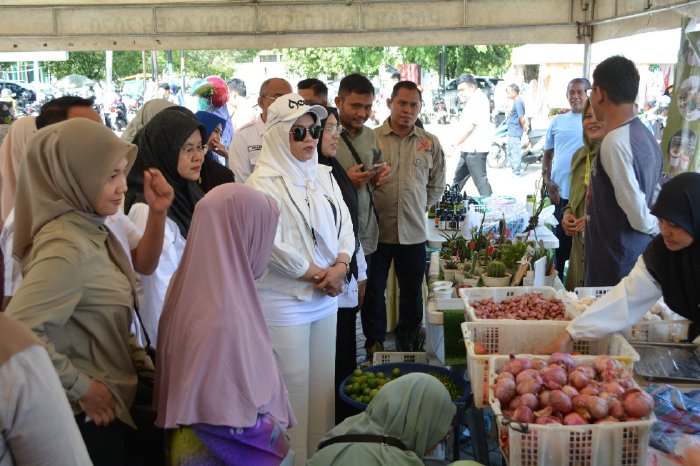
{"left": 486, "top": 260, "right": 506, "bottom": 278}
{"left": 279, "top": 45, "right": 512, "bottom": 82}
{"left": 443, "top": 260, "right": 458, "bottom": 270}
{"left": 497, "top": 240, "right": 530, "bottom": 270}
{"left": 45, "top": 49, "right": 260, "bottom": 83}
{"left": 279, "top": 47, "right": 386, "bottom": 81}
{"left": 45, "top": 52, "right": 107, "bottom": 80}
{"left": 398, "top": 45, "right": 513, "bottom": 78}
{"left": 463, "top": 254, "right": 479, "bottom": 279}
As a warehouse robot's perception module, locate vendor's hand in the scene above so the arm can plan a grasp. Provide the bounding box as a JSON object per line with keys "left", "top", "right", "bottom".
{"left": 314, "top": 263, "right": 347, "bottom": 296}
{"left": 346, "top": 164, "right": 375, "bottom": 189}
{"left": 78, "top": 379, "right": 115, "bottom": 426}
{"left": 574, "top": 216, "right": 585, "bottom": 233}
{"left": 373, "top": 164, "right": 392, "bottom": 188}
{"left": 143, "top": 168, "right": 174, "bottom": 216}
{"left": 562, "top": 213, "right": 578, "bottom": 236}
{"left": 209, "top": 140, "right": 229, "bottom": 159}
{"left": 544, "top": 178, "right": 560, "bottom": 204}
{"left": 538, "top": 331, "right": 572, "bottom": 355}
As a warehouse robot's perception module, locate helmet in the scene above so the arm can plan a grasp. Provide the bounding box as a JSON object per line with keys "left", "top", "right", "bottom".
{"left": 658, "top": 95, "right": 671, "bottom": 109}
{"left": 205, "top": 75, "right": 229, "bottom": 107}
{"left": 0, "top": 89, "right": 12, "bottom": 98}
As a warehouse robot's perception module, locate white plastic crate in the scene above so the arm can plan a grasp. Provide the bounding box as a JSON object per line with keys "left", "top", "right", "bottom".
{"left": 460, "top": 286, "right": 578, "bottom": 322}
{"left": 372, "top": 351, "right": 428, "bottom": 366}
{"left": 622, "top": 319, "right": 691, "bottom": 343}
{"left": 573, "top": 286, "right": 612, "bottom": 298}
{"left": 489, "top": 354, "right": 654, "bottom": 466}
{"left": 461, "top": 321, "right": 639, "bottom": 408}
{"left": 573, "top": 287, "right": 691, "bottom": 342}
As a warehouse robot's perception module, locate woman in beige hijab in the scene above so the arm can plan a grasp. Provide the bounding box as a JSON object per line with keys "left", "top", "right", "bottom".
{"left": 5, "top": 118, "right": 155, "bottom": 465}
{"left": 0, "top": 115, "right": 36, "bottom": 221}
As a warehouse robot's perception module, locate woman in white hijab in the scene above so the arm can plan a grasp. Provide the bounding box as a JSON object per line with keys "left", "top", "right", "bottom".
{"left": 246, "top": 93, "right": 355, "bottom": 465}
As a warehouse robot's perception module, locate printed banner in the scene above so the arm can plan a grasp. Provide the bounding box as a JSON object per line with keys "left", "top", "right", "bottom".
{"left": 660, "top": 18, "right": 700, "bottom": 175}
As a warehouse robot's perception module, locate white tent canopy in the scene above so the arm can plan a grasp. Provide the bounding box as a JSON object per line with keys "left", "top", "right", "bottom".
{"left": 512, "top": 29, "right": 681, "bottom": 66}
{"left": 0, "top": 0, "right": 699, "bottom": 52}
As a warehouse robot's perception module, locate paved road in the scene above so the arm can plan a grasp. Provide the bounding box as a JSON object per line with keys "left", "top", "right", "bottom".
{"left": 423, "top": 121, "right": 544, "bottom": 204}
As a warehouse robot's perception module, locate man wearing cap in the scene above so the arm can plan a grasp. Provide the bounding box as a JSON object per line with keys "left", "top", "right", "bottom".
{"left": 246, "top": 93, "right": 354, "bottom": 465}
{"left": 230, "top": 78, "right": 292, "bottom": 183}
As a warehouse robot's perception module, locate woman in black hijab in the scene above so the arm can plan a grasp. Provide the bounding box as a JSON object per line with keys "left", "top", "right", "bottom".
{"left": 126, "top": 107, "right": 205, "bottom": 238}
{"left": 542, "top": 172, "right": 700, "bottom": 352}
{"left": 317, "top": 107, "right": 365, "bottom": 423}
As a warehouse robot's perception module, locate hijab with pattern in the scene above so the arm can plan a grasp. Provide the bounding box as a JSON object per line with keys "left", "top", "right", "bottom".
{"left": 307, "top": 373, "right": 455, "bottom": 466}
{"left": 643, "top": 171, "right": 700, "bottom": 340}
{"left": 12, "top": 118, "right": 137, "bottom": 289}
{"left": 0, "top": 116, "right": 36, "bottom": 221}
{"left": 127, "top": 107, "right": 205, "bottom": 238}
{"left": 155, "top": 184, "right": 295, "bottom": 429}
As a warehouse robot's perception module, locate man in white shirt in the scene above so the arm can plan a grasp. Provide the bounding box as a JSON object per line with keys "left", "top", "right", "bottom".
{"left": 229, "top": 78, "right": 292, "bottom": 183}
{"left": 451, "top": 74, "right": 493, "bottom": 196}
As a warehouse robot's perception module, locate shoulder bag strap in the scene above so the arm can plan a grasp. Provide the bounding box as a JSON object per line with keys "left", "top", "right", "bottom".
{"left": 317, "top": 434, "right": 409, "bottom": 452}
{"left": 340, "top": 132, "right": 377, "bottom": 218}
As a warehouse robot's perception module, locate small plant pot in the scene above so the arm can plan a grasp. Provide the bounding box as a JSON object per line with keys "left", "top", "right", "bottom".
{"left": 442, "top": 269, "right": 458, "bottom": 281}
{"left": 460, "top": 277, "right": 480, "bottom": 287}
{"left": 481, "top": 273, "right": 512, "bottom": 287}
{"left": 434, "top": 287, "right": 454, "bottom": 299}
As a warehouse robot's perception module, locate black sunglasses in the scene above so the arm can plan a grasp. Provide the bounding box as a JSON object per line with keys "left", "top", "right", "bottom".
{"left": 290, "top": 126, "right": 322, "bottom": 141}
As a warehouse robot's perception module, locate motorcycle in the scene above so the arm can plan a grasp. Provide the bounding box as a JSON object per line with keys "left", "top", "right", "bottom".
{"left": 487, "top": 120, "right": 546, "bottom": 169}
{"left": 103, "top": 94, "right": 128, "bottom": 132}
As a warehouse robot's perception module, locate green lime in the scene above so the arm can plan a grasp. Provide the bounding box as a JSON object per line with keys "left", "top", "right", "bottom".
{"left": 391, "top": 367, "right": 402, "bottom": 377}
{"left": 353, "top": 369, "right": 362, "bottom": 377}
{"left": 376, "top": 372, "right": 385, "bottom": 379}
{"left": 362, "top": 396, "right": 370, "bottom": 403}
{"left": 343, "top": 384, "right": 353, "bottom": 395}
{"left": 366, "top": 372, "right": 375, "bottom": 379}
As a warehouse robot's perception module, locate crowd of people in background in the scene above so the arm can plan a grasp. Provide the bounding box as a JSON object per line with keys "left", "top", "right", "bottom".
{"left": 0, "top": 53, "right": 692, "bottom": 466}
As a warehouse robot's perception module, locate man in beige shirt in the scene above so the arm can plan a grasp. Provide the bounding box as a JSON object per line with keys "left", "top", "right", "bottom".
{"left": 367, "top": 81, "right": 445, "bottom": 351}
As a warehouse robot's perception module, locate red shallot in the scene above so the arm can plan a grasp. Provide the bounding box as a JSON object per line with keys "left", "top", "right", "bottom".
{"left": 620, "top": 388, "right": 654, "bottom": 418}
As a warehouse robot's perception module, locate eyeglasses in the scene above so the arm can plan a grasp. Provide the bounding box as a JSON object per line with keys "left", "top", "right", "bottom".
{"left": 323, "top": 124, "right": 342, "bottom": 135}
{"left": 180, "top": 144, "right": 208, "bottom": 158}
{"left": 290, "top": 126, "right": 322, "bottom": 141}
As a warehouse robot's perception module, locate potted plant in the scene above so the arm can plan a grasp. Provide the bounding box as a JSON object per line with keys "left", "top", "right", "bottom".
{"left": 442, "top": 259, "right": 459, "bottom": 281}
{"left": 481, "top": 260, "right": 512, "bottom": 287}
{"left": 460, "top": 253, "right": 481, "bottom": 287}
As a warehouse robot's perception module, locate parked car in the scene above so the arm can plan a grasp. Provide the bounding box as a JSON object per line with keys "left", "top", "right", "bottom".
{"left": 0, "top": 80, "right": 36, "bottom": 102}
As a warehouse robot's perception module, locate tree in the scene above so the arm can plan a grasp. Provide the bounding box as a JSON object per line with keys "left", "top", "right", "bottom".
{"left": 45, "top": 49, "right": 260, "bottom": 83}
{"left": 279, "top": 47, "right": 387, "bottom": 80}
{"left": 278, "top": 45, "right": 512, "bottom": 83}
{"left": 45, "top": 52, "right": 107, "bottom": 80}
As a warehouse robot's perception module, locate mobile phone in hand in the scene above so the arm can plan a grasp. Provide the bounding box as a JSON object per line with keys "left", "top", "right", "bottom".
{"left": 371, "top": 162, "right": 386, "bottom": 172}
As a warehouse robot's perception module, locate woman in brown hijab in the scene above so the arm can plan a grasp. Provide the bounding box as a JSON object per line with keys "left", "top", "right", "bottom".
{"left": 5, "top": 118, "right": 155, "bottom": 465}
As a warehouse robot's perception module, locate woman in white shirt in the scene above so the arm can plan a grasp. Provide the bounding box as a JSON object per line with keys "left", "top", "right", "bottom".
{"left": 542, "top": 172, "right": 700, "bottom": 351}
{"left": 126, "top": 107, "right": 205, "bottom": 344}
{"left": 246, "top": 94, "right": 354, "bottom": 466}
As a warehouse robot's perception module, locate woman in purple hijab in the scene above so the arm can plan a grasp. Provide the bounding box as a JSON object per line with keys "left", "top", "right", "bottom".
{"left": 154, "top": 184, "right": 296, "bottom": 465}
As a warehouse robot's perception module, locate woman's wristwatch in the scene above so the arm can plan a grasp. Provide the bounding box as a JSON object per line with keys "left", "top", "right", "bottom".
{"left": 334, "top": 259, "right": 350, "bottom": 275}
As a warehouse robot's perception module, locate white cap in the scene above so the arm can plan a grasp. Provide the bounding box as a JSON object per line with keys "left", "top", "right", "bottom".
{"left": 265, "top": 93, "right": 327, "bottom": 131}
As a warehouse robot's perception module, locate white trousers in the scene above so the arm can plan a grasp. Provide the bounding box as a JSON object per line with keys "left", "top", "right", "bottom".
{"left": 268, "top": 314, "right": 337, "bottom": 466}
